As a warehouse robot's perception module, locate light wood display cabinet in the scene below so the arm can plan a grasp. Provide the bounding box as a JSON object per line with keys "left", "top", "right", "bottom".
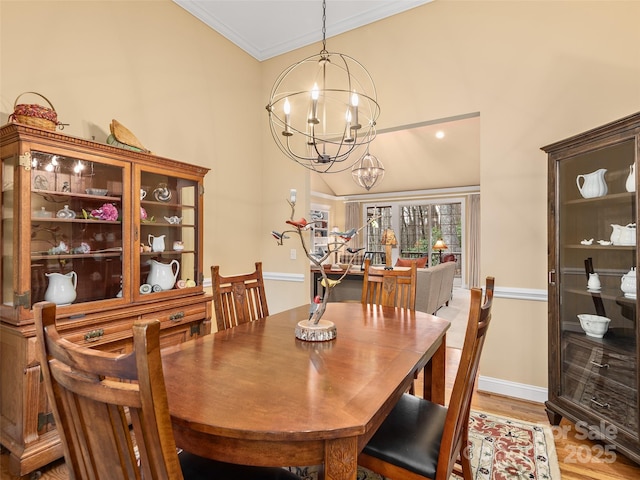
{"left": 0, "top": 123, "right": 212, "bottom": 477}
{"left": 544, "top": 112, "right": 640, "bottom": 464}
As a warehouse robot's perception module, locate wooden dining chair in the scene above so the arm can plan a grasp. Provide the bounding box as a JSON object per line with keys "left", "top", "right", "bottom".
{"left": 361, "top": 258, "right": 418, "bottom": 309}
{"left": 34, "top": 302, "right": 299, "bottom": 480}
{"left": 212, "top": 261, "right": 270, "bottom": 331}
{"left": 358, "top": 277, "right": 495, "bottom": 480}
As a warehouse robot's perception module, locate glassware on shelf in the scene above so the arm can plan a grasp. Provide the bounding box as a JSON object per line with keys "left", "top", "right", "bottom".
{"left": 56, "top": 205, "right": 76, "bottom": 219}
{"left": 33, "top": 207, "right": 53, "bottom": 218}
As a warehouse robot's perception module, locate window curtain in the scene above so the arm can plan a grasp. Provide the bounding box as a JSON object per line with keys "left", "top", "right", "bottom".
{"left": 345, "top": 202, "right": 363, "bottom": 250}
{"left": 468, "top": 194, "right": 481, "bottom": 287}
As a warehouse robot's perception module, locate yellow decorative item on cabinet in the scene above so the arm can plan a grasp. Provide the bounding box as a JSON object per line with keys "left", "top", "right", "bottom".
{"left": 107, "top": 118, "right": 150, "bottom": 152}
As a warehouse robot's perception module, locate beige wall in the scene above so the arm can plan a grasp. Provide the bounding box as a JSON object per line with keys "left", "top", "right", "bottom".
{"left": 259, "top": 0, "right": 640, "bottom": 389}
{"left": 2, "top": 0, "right": 640, "bottom": 392}
{"left": 0, "top": 0, "right": 264, "bottom": 278}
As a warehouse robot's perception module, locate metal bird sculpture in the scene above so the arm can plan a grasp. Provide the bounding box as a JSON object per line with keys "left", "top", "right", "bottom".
{"left": 286, "top": 218, "right": 309, "bottom": 229}
{"left": 271, "top": 230, "right": 289, "bottom": 245}
{"left": 320, "top": 278, "right": 341, "bottom": 288}
{"left": 338, "top": 228, "right": 357, "bottom": 241}
{"left": 346, "top": 247, "right": 365, "bottom": 254}
{"left": 309, "top": 295, "right": 322, "bottom": 321}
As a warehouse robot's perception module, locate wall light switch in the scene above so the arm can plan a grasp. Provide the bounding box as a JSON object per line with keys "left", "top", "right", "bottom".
{"left": 290, "top": 248, "right": 297, "bottom": 260}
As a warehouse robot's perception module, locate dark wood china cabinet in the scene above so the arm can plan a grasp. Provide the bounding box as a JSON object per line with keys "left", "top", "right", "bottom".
{"left": 0, "top": 123, "right": 212, "bottom": 477}
{"left": 544, "top": 112, "right": 640, "bottom": 464}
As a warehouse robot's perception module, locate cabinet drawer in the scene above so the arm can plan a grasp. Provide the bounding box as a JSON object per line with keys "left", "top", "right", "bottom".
{"left": 564, "top": 369, "right": 638, "bottom": 434}
{"left": 563, "top": 336, "right": 636, "bottom": 389}
{"left": 64, "top": 318, "right": 138, "bottom": 347}
{"left": 139, "top": 303, "right": 206, "bottom": 326}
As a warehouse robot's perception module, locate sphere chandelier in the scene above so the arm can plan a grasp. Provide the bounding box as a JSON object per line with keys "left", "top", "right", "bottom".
{"left": 351, "top": 150, "right": 385, "bottom": 191}
{"left": 266, "top": 0, "right": 381, "bottom": 174}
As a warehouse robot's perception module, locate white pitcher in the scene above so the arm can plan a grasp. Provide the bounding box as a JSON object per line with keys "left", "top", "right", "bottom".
{"left": 146, "top": 259, "right": 180, "bottom": 290}
{"left": 626, "top": 164, "right": 636, "bottom": 193}
{"left": 148, "top": 234, "right": 166, "bottom": 252}
{"left": 621, "top": 267, "right": 637, "bottom": 298}
{"left": 576, "top": 168, "right": 607, "bottom": 198}
{"left": 44, "top": 271, "right": 77, "bottom": 305}
{"left": 587, "top": 273, "right": 601, "bottom": 290}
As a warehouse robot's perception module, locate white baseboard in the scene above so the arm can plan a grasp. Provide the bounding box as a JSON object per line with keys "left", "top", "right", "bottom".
{"left": 477, "top": 375, "right": 548, "bottom": 404}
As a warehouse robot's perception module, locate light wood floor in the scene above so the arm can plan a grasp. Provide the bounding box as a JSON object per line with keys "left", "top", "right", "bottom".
{"left": 2, "top": 347, "right": 640, "bottom": 479}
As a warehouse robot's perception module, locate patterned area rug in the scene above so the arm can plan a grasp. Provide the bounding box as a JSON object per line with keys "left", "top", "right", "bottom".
{"left": 287, "top": 410, "right": 561, "bottom": 480}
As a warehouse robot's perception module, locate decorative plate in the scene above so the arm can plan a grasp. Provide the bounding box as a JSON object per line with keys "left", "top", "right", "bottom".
{"left": 153, "top": 183, "right": 172, "bottom": 202}
{"left": 34, "top": 174, "right": 48, "bottom": 190}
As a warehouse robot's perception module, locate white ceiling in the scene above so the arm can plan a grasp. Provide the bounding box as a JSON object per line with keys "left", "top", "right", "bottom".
{"left": 173, "top": 0, "right": 433, "bottom": 61}
{"left": 172, "top": 0, "right": 480, "bottom": 197}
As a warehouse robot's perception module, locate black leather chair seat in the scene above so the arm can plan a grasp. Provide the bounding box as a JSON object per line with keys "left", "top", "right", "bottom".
{"left": 362, "top": 393, "right": 448, "bottom": 478}
{"left": 179, "top": 451, "right": 301, "bottom": 479}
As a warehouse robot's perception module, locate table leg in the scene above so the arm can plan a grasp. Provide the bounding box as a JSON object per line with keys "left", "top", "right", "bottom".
{"left": 422, "top": 335, "right": 446, "bottom": 405}
{"left": 324, "top": 436, "right": 358, "bottom": 480}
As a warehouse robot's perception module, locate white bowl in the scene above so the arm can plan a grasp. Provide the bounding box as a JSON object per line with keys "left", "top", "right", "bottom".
{"left": 86, "top": 188, "right": 108, "bottom": 196}
{"left": 577, "top": 314, "right": 610, "bottom": 338}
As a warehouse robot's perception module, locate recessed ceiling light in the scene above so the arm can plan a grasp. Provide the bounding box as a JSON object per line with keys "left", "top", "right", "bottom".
{"left": 435, "top": 131, "right": 445, "bottom": 139}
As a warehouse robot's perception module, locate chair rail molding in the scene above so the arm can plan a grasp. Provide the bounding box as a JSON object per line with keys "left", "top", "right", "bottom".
{"left": 494, "top": 286, "right": 547, "bottom": 302}
{"left": 206, "top": 276, "right": 549, "bottom": 299}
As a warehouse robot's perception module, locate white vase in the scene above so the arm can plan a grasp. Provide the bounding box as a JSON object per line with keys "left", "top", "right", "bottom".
{"left": 626, "top": 164, "right": 636, "bottom": 192}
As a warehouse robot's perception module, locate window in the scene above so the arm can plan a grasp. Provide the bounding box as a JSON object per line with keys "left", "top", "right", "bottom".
{"left": 365, "top": 205, "right": 392, "bottom": 253}
{"left": 363, "top": 200, "right": 463, "bottom": 277}
{"left": 400, "top": 203, "right": 461, "bottom": 268}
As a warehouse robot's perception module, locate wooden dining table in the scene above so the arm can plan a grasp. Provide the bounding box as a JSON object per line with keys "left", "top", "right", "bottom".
{"left": 162, "top": 302, "right": 450, "bottom": 480}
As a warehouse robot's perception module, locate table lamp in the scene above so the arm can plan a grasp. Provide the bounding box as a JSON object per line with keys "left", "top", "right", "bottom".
{"left": 433, "top": 238, "right": 448, "bottom": 263}
{"left": 381, "top": 228, "right": 397, "bottom": 269}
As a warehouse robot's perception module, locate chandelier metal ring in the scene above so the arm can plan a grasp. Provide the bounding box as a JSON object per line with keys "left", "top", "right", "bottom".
{"left": 266, "top": 51, "right": 380, "bottom": 173}
{"left": 266, "top": 0, "right": 384, "bottom": 189}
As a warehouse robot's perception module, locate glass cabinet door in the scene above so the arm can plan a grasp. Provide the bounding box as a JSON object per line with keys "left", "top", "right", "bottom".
{"left": 28, "top": 151, "right": 128, "bottom": 308}
{"left": 1, "top": 155, "right": 16, "bottom": 310}
{"left": 557, "top": 139, "right": 638, "bottom": 432}
{"left": 137, "top": 167, "right": 201, "bottom": 297}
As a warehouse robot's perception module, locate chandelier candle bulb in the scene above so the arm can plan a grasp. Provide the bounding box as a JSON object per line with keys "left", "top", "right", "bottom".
{"left": 344, "top": 110, "right": 354, "bottom": 142}
{"left": 351, "top": 92, "right": 360, "bottom": 129}
{"left": 283, "top": 98, "right": 292, "bottom": 136}
{"left": 290, "top": 189, "right": 296, "bottom": 204}
{"left": 310, "top": 83, "right": 319, "bottom": 124}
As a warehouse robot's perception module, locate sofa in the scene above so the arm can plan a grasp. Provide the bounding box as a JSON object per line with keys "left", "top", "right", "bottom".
{"left": 315, "top": 261, "right": 456, "bottom": 315}
{"left": 414, "top": 261, "right": 456, "bottom": 315}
